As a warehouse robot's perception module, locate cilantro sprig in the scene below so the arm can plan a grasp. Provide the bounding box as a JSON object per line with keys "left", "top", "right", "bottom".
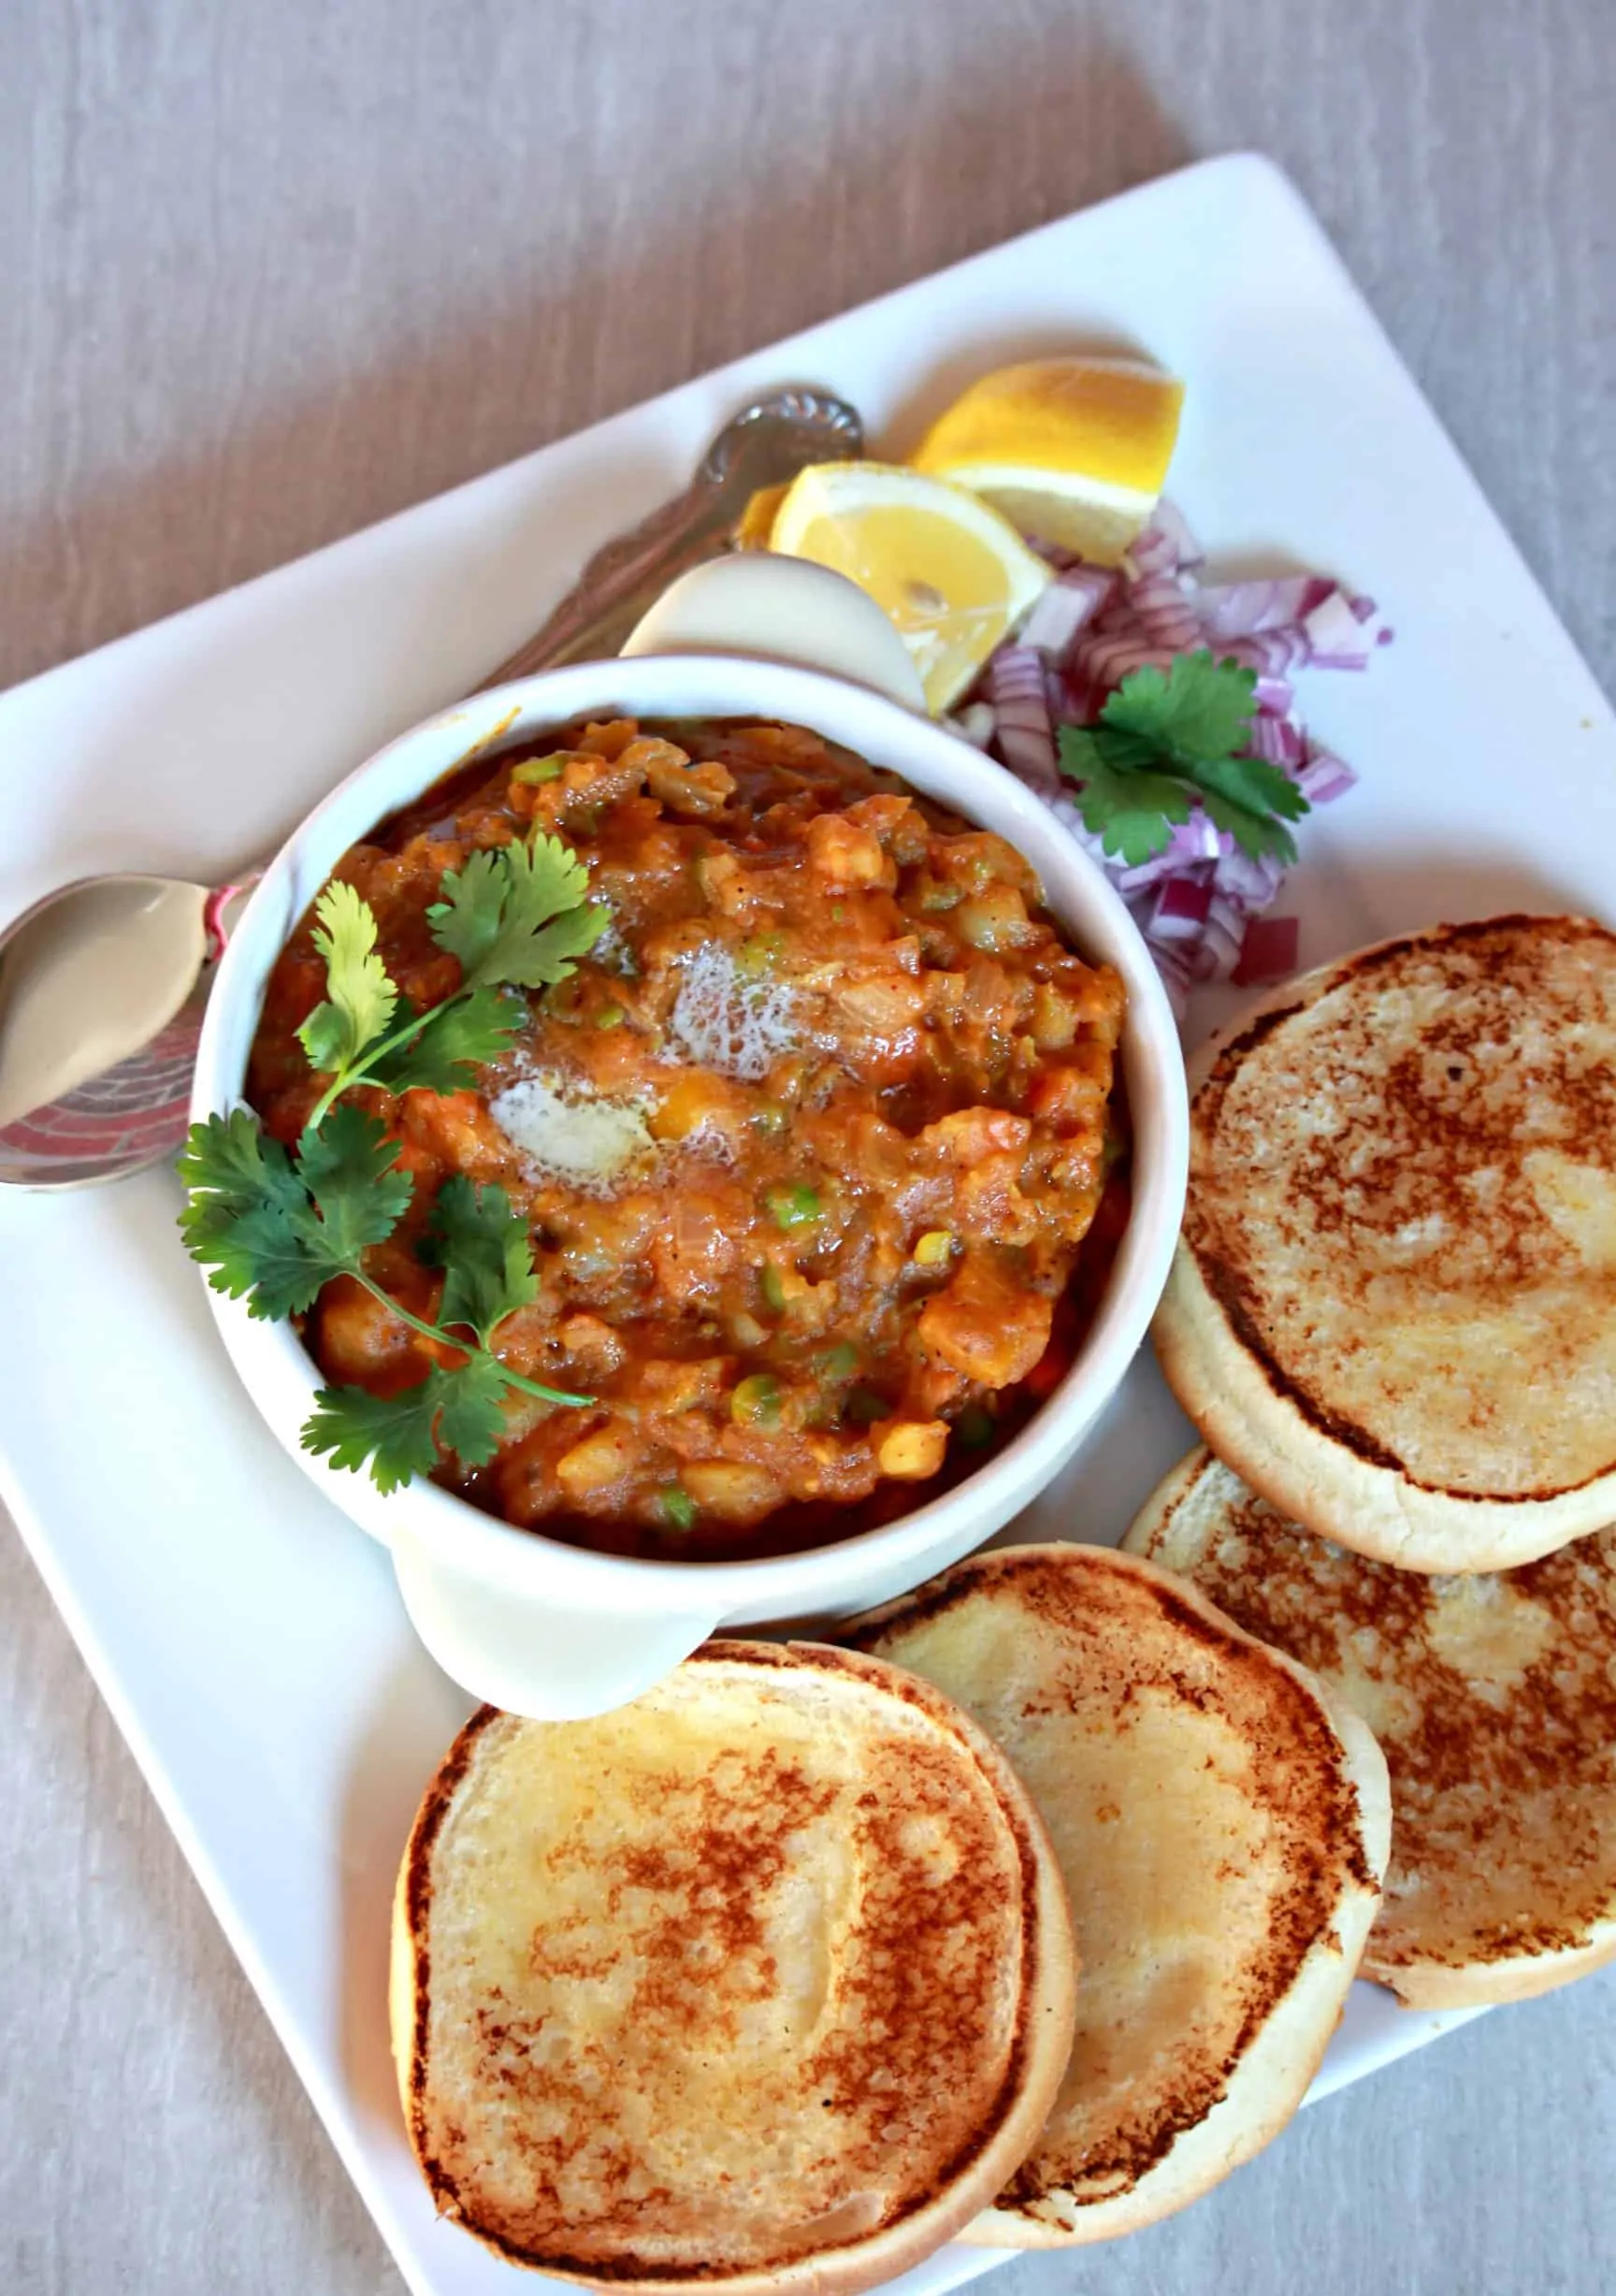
{"left": 179, "top": 834, "right": 609, "bottom": 1494}
{"left": 1058, "top": 650, "right": 1309, "bottom": 868}
{"left": 298, "top": 835, "right": 601, "bottom": 1125}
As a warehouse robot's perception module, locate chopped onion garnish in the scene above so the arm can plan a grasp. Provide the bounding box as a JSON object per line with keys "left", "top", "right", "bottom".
{"left": 972, "top": 500, "right": 1383, "bottom": 1019}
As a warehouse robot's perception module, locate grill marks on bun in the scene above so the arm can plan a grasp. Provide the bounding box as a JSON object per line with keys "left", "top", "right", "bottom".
{"left": 1127, "top": 1448, "right": 1616, "bottom": 2009}
{"left": 1154, "top": 915, "right": 1616, "bottom": 1572}
{"left": 848, "top": 1543, "right": 1390, "bottom": 2245}
{"left": 389, "top": 1642, "right": 1077, "bottom": 2294}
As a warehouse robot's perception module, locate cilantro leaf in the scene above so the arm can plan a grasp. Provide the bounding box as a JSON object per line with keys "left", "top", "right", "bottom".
{"left": 427, "top": 835, "right": 608, "bottom": 993}
{"left": 296, "top": 1105, "right": 413, "bottom": 1259}
{"left": 300, "top": 1355, "right": 516, "bottom": 1491}
{"left": 177, "top": 1111, "right": 348, "bottom": 1317}
{"left": 425, "top": 1175, "right": 539, "bottom": 1343}
{"left": 1191, "top": 753, "right": 1308, "bottom": 863}
{"left": 368, "top": 984, "right": 522, "bottom": 1095}
{"left": 296, "top": 881, "right": 397, "bottom": 1076}
{"left": 177, "top": 1108, "right": 307, "bottom": 1224}
{"left": 1095, "top": 651, "right": 1259, "bottom": 768}
{"left": 300, "top": 1371, "right": 454, "bottom": 1495}
{"left": 205, "top": 1200, "right": 352, "bottom": 1320}
{"left": 432, "top": 1351, "right": 514, "bottom": 1469}
{"left": 1057, "top": 651, "right": 1307, "bottom": 869}
{"left": 1060, "top": 736, "right": 1194, "bottom": 865}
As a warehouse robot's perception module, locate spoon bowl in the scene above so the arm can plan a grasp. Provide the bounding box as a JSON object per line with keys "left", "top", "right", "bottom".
{"left": 0, "top": 874, "right": 246, "bottom": 1188}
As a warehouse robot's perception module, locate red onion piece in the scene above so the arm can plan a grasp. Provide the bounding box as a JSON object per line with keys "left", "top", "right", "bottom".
{"left": 1295, "top": 748, "right": 1358, "bottom": 804}
{"left": 1019, "top": 566, "right": 1116, "bottom": 657}
{"left": 1149, "top": 874, "right": 1214, "bottom": 941}
{"left": 1234, "top": 914, "right": 1301, "bottom": 985}
{"left": 1194, "top": 575, "right": 1333, "bottom": 639}
{"left": 987, "top": 646, "right": 1056, "bottom": 786}
{"left": 1244, "top": 714, "right": 1306, "bottom": 768}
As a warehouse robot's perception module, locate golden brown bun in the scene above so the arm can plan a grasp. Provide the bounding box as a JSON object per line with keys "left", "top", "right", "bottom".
{"left": 847, "top": 1544, "right": 1389, "bottom": 2245}
{"left": 1153, "top": 915, "right": 1616, "bottom": 1572}
{"left": 1127, "top": 1446, "right": 1616, "bottom": 2008}
{"left": 390, "top": 1639, "right": 1077, "bottom": 2293}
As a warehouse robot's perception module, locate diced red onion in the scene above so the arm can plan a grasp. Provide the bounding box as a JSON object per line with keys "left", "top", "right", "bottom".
{"left": 982, "top": 508, "right": 1381, "bottom": 1026}
{"left": 1019, "top": 566, "right": 1116, "bottom": 657}
{"left": 1219, "top": 627, "right": 1311, "bottom": 677}
{"left": 1074, "top": 632, "right": 1183, "bottom": 687}
{"left": 1122, "top": 527, "right": 1179, "bottom": 582}
{"left": 1302, "top": 588, "right": 1374, "bottom": 669}
{"left": 1243, "top": 714, "right": 1306, "bottom": 768}
{"left": 1149, "top": 874, "right": 1214, "bottom": 942}
{"left": 1215, "top": 846, "right": 1288, "bottom": 906}
{"left": 1193, "top": 892, "right": 1247, "bottom": 982}
{"left": 987, "top": 646, "right": 1056, "bottom": 786}
{"left": 1193, "top": 575, "right": 1333, "bottom": 639}
{"left": 1295, "top": 747, "right": 1358, "bottom": 804}
{"left": 1123, "top": 499, "right": 1204, "bottom": 576}
{"left": 1234, "top": 914, "right": 1301, "bottom": 985}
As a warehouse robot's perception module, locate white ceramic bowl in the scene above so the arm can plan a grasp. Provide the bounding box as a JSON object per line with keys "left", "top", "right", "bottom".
{"left": 192, "top": 567, "right": 1188, "bottom": 1718}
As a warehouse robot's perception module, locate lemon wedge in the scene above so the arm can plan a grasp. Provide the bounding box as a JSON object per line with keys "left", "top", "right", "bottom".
{"left": 736, "top": 481, "right": 789, "bottom": 549}
{"left": 767, "top": 460, "right": 1051, "bottom": 714}
{"left": 911, "top": 356, "right": 1184, "bottom": 566}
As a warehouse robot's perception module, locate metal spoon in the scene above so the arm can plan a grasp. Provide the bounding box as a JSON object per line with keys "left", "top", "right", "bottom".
{"left": 0, "top": 386, "right": 864, "bottom": 1191}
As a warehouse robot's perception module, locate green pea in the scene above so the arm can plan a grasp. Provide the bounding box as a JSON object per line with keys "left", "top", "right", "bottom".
{"left": 766, "top": 1182, "right": 821, "bottom": 1231}
{"left": 730, "top": 1374, "right": 783, "bottom": 1428}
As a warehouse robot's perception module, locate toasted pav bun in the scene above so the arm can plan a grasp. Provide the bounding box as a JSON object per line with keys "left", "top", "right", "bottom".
{"left": 1128, "top": 1446, "right": 1616, "bottom": 2008}
{"left": 848, "top": 1544, "right": 1390, "bottom": 2244}
{"left": 390, "top": 1639, "right": 1077, "bottom": 2294}
{"left": 1153, "top": 915, "right": 1616, "bottom": 1573}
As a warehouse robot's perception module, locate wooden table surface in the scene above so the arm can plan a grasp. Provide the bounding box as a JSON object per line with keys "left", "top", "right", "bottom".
{"left": 4, "top": 3, "right": 1614, "bottom": 2290}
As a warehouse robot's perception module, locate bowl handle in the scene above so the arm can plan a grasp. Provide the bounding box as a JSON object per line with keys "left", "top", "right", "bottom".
{"left": 388, "top": 1527, "right": 721, "bottom": 1720}
{"left": 619, "top": 553, "right": 927, "bottom": 711}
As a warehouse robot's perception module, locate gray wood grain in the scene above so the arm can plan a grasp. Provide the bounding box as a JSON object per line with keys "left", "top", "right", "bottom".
{"left": 2, "top": 2, "right": 1613, "bottom": 2291}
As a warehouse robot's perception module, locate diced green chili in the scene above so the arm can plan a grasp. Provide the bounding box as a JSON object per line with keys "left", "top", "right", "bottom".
{"left": 760, "top": 1264, "right": 788, "bottom": 1313}
{"left": 818, "top": 1340, "right": 859, "bottom": 1384}
{"left": 730, "top": 1374, "right": 783, "bottom": 1428}
{"left": 511, "top": 754, "right": 568, "bottom": 786}
{"left": 595, "top": 1002, "right": 626, "bottom": 1030}
{"left": 766, "top": 1182, "right": 821, "bottom": 1230}
{"left": 659, "top": 1484, "right": 699, "bottom": 1532}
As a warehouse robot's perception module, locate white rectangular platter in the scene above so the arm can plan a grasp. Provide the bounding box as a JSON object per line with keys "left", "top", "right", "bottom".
{"left": 4, "top": 152, "right": 1613, "bottom": 2296}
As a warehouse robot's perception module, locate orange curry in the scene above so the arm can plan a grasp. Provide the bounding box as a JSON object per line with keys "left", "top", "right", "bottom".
{"left": 248, "top": 718, "right": 1126, "bottom": 1560}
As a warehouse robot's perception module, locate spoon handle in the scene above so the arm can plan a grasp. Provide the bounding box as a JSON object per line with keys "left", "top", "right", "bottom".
{"left": 477, "top": 479, "right": 743, "bottom": 685}
{"left": 476, "top": 386, "right": 863, "bottom": 687}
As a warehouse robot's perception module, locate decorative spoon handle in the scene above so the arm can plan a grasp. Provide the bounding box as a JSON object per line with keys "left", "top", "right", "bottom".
{"left": 477, "top": 386, "right": 862, "bottom": 686}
